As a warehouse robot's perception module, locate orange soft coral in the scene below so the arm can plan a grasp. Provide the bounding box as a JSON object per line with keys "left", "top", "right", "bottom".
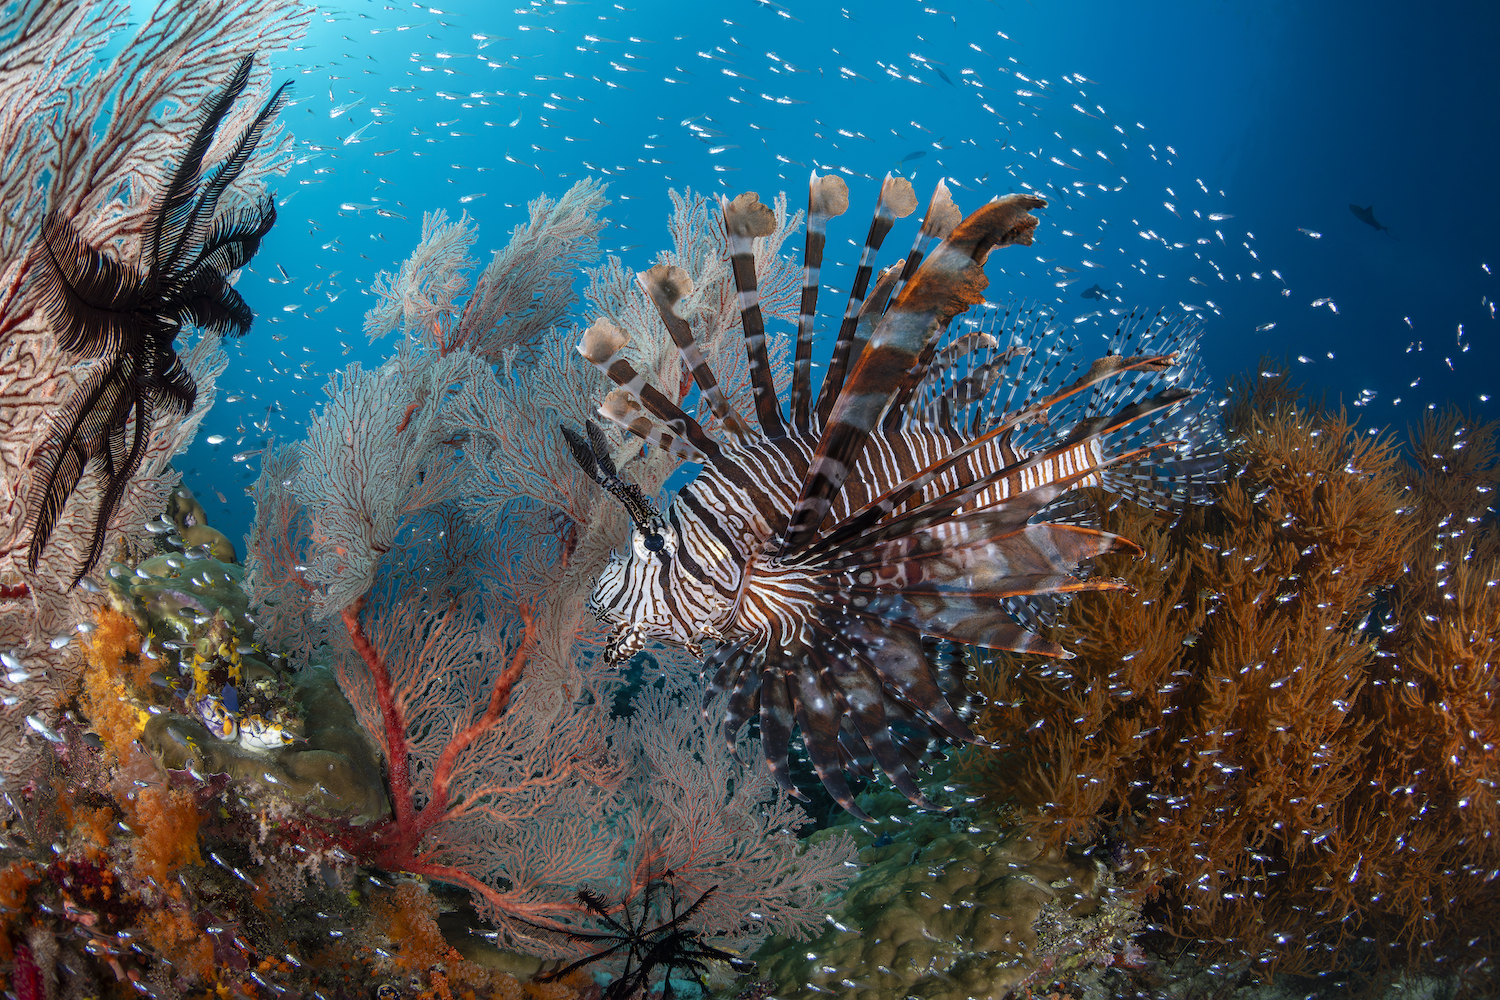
{"left": 0, "top": 861, "right": 38, "bottom": 961}
{"left": 141, "top": 906, "right": 215, "bottom": 982}
{"left": 125, "top": 785, "right": 203, "bottom": 890}
{"left": 372, "top": 881, "right": 464, "bottom": 971}
{"left": 80, "top": 605, "right": 149, "bottom": 757}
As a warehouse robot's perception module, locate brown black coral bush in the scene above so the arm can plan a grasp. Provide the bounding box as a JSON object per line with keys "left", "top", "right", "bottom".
{"left": 961, "top": 373, "right": 1500, "bottom": 988}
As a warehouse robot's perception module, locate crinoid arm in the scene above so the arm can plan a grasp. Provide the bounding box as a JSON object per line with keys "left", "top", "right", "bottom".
{"left": 22, "top": 53, "right": 288, "bottom": 584}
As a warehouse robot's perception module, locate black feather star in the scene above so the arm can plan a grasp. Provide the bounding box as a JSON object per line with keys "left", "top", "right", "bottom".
{"left": 23, "top": 53, "right": 289, "bottom": 584}
{"left": 533, "top": 876, "right": 754, "bottom": 1000}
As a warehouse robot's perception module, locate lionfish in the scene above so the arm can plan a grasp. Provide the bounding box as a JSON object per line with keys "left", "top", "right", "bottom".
{"left": 569, "top": 174, "right": 1222, "bottom": 817}
{"left": 24, "top": 54, "right": 288, "bottom": 584}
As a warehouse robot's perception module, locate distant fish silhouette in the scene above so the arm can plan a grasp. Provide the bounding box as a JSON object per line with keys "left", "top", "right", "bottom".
{"left": 1349, "top": 203, "right": 1394, "bottom": 237}
{"left": 1080, "top": 283, "right": 1110, "bottom": 301}
{"left": 898, "top": 150, "right": 926, "bottom": 165}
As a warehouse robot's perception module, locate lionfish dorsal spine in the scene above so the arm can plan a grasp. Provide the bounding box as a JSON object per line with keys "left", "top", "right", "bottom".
{"left": 813, "top": 173, "right": 918, "bottom": 425}
{"left": 780, "top": 193, "right": 1048, "bottom": 556}
{"left": 719, "top": 192, "right": 786, "bottom": 439}
{"left": 576, "top": 316, "right": 723, "bottom": 464}
{"left": 882, "top": 181, "right": 968, "bottom": 433}
{"left": 842, "top": 263, "right": 903, "bottom": 389}
{"left": 598, "top": 388, "right": 705, "bottom": 464}
{"left": 638, "top": 264, "right": 752, "bottom": 443}
{"left": 791, "top": 172, "right": 849, "bottom": 435}
{"left": 890, "top": 179, "right": 962, "bottom": 304}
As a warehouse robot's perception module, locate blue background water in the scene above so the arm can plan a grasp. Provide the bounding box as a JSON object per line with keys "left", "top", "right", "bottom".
{"left": 176, "top": 0, "right": 1499, "bottom": 546}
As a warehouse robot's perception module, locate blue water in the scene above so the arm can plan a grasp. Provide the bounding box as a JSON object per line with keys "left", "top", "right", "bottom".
{"left": 184, "top": 0, "right": 1500, "bottom": 551}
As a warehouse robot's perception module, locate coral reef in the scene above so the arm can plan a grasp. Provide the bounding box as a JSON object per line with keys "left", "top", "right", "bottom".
{"left": 0, "top": 0, "right": 306, "bottom": 798}
{"left": 961, "top": 369, "right": 1500, "bottom": 991}
{"left": 754, "top": 777, "right": 1143, "bottom": 1000}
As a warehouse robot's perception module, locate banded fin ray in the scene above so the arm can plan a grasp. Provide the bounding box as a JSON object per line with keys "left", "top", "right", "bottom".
{"left": 577, "top": 316, "right": 723, "bottom": 465}
{"left": 812, "top": 174, "right": 918, "bottom": 426}
{"left": 720, "top": 193, "right": 787, "bottom": 439}
{"left": 791, "top": 173, "right": 849, "bottom": 434}
{"left": 639, "top": 264, "right": 752, "bottom": 443}
{"left": 782, "top": 194, "right": 1049, "bottom": 557}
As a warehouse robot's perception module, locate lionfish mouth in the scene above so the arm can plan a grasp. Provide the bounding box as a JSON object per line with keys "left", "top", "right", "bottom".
{"left": 566, "top": 171, "right": 1226, "bottom": 818}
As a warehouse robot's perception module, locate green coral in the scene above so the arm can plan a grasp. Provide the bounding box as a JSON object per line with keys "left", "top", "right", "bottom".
{"left": 98, "top": 500, "right": 388, "bottom": 825}
{"left": 754, "top": 782, "right": 1139, "bottom": 1000}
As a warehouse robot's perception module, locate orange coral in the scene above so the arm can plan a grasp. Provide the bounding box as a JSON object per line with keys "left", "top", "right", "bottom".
{"left": 962, "top": 380, "right": 1500, "bottom": 988}
{"left": 125, "top": 785, "right": 203, "bottom": 890}
{"left": 80, "top": 605, "right": 149, "bottom": 757}
{"left": 368, "top": 882, "right": 559, "bottom": 997}
{"left": 0, "top": 861, "right": 38, "bottom": 961}
{"left": 141, "top": 906, "right": 215, "bottom": 982}
{"left": 371, "top": 881, "right": 464, "bottom": 971}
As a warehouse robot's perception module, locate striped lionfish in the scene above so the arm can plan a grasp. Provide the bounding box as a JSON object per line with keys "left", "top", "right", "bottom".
{"left": 570, "top": 174, "right": 1222, "bottom": 817}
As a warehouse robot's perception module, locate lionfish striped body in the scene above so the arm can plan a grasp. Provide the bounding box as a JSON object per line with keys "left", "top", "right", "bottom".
{"left": 573, "top": 174, "right": 1222, "bottom": 817}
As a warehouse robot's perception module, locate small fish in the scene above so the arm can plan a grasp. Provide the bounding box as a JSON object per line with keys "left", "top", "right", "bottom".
{"left": 78, "top": 577, "right": 103, "bottom": 594}
{"left": 898, "top": 150, "right": 926, "bottom": 164}
{"left": 1297, "top": 227, "right": 1322, "bottom": 239}
{"left": 26, "top": 716, "right": 64, "bottom": 743}
{"left": 50, "top": 634, "right": 72, "bottom": 650}
{"left": 206, "top": 434, "right": 226, "bottom": 445}
{"left": 225, "top": 393, "right": 245, "bottom": 403}
{"left": 1349, "top": 203, "right": 1392, "bottom": 235}
{"left": 1079, "top": 283, "right": 1110, "bottom": 301}
{"left": 0, "top": 651, "right": 23, "bottom": 673}
{"left": 1207, "top": 212, "right": 1234, "bottom": 221}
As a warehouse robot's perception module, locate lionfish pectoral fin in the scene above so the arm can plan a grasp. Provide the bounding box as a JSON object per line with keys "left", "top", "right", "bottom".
{"left": 787, "top": 663, "right": 870, "bottom": 819}
{"left": 837, "top": 614, "right": 976, "bottom": 744}
{"left": 819, "top": 635, "right": 941, "bottom": 809}
{"left": 757, "top": 660, "right": 810, "bottom": 800}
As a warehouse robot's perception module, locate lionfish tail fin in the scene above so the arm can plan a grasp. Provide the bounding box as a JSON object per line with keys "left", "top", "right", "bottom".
{"left": 791, "top": 172, "right": 849, "bottom": 434}
{"left": 719, "top": 193, "right": 786, "bottom": 438}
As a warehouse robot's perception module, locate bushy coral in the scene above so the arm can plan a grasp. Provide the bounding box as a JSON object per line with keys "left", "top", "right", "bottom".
{"left": 961, "top": 370, "right": 1500, "bottom": 990}
{"left": 754, "top": 778, "right": 1140, "bottom": 1000}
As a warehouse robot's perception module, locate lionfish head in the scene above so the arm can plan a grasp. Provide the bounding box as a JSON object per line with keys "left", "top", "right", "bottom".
{"left": 563, "top": 420, "right": 708, "bottom": 662}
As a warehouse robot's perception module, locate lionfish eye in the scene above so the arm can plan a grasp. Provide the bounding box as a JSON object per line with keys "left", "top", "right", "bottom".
{"left": 643, "top": 532, "right": 665, "bottom": 553}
